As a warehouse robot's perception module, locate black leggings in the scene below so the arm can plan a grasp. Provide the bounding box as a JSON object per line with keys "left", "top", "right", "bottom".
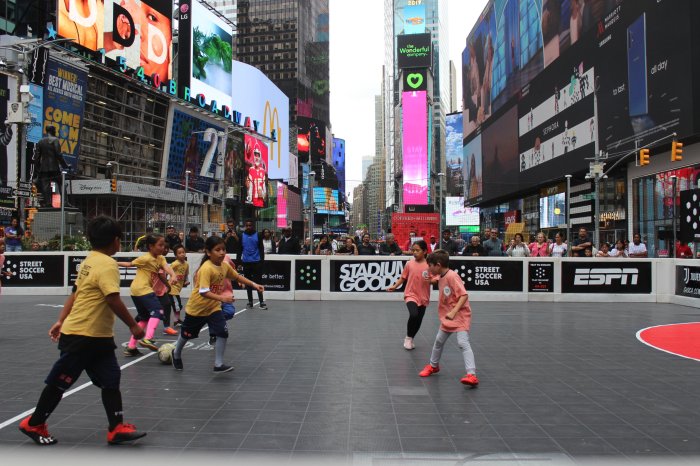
{"left": 406, "top": 301, "right": 426, "bottom": 338}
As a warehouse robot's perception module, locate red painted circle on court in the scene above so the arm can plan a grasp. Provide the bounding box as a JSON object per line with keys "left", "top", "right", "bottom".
{"left": 637, "top": 322, "right": 700, "bottom": 361}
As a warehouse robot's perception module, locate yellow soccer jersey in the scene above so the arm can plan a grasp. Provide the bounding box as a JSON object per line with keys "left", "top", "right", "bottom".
{"left": 170, "top": 260, "right": 189, "bottom": 296}
{"left": 129, "top": 253, "right": 167, "bottom": 296}
{"left": 61, "top": 251, "right": 121, "bottom": 337}
{"left": 186, "top": 260, "right": 239, "bottom": 317}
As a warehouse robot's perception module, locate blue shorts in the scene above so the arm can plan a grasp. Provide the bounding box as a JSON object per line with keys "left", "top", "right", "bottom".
{"left": 221, "top": 302, "right": 236, "bottom": 320}
{"left": 180, "top": 311, "right": 228, "bottom": 340}
{"left": 45, "top": 350, "right": 121, "bottom": 392}
{"left": 132, "top": 293, "right": 163, "bottom": 322}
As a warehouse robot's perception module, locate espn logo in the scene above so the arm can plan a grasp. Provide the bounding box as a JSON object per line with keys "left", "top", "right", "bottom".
{"left": 573, "top": 268, "right": 639, "bottom": 286}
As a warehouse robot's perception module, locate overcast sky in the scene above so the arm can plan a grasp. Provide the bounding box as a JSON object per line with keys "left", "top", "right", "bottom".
{"left": 329, "top": 0, "right": 488, "bottom": 201}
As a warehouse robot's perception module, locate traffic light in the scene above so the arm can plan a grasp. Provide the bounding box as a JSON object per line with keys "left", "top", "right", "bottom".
{"left": 111, "top": 177, "right": 117, "bottom": 192}
{"left": 671, "top": 140, "right": 683, "bottom": 162}
{"left": 639, "top": 148, "right": 650, "bottom": 166}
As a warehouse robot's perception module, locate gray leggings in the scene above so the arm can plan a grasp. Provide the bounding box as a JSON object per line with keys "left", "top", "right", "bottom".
{"left": 429, "top": 329, "right": 476, "bottom": 374}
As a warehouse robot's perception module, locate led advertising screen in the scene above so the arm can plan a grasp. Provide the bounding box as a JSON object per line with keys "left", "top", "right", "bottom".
{"left": 539, "top": 192, "right": 566, "bottom": 229}
{"left": 0, "top": 75, "right": 17, "bottom": 188}
{"left": 397, "top": 33, "right": 432, "bottom": 69}
{"left": 277, "top": 183, "right": 288, "bottom": 228}
{"left": 57, "top": 0, "right": 173, "bottom": 83}
{"left": 187, "top": 0, "right": 233, "bottom": 110}
{"left": 463, "top": 133, "right": 482, "bottom": 204}
{"left": 402, "top": 91, "right": 428, "bottom": 205}
{"left": 231, "top": 61, "right": 290, "bottom": 181}
{"left": 297, "top": 117, "right": 327, "bottom": 164}
{"left": 313, "top": 187, "right": 342, "bottom": 215}
{"left": 164, "top": 107, "right": 225, "bottom": 194}
{"left": 223, "top": 131, "right": 244, "bottom": 200}
{"left": 245, "top": 134, "right": 269, "bottom": 208}
{"left": 402, "top": 4, "right": 426, "bottom": 35}
{"left": 445, "top": 197, "right": 480, "bottom": 226}
{"left": 480, "top": 104, "right": 519, "bottom": 203}
{"left": 332, "top": 138, "right": 346, "bottom": 207}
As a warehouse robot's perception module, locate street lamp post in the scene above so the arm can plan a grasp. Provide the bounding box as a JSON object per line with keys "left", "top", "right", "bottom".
{"left": 565, "top": 174, "right": 572, "bottom": 256}
{"left": 106, "top": 161, "right": 119, "bottom": 222}
{"left": 308, "top": 171, "right": 316, "bottom": 242}
{"left": 60, "top": 169, "right": 68, "bottom": 250}
{"left": 671, "top": 175, "right": 677, "bottom": 258}
{"left": 183, "top": 170, "right": 192, "bottom": 239}
{"left": 437, "top": 172, "right": 446, "bottom": 238}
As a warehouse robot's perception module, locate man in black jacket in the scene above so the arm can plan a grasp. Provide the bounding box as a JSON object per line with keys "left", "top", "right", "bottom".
{"left": 224, "top": 219, "right": 240, "bottom": 254}
{"left": 277, "top": 227, "right": 301, "bottom": 254}
{"left": 35, "top": 126, "right": 69, "bottom": 208}
{"left": 378, "top": 233, "right": 402, "bottom": 256}
{"left": 439, "top": 229, "right": 460, "bottom": 256}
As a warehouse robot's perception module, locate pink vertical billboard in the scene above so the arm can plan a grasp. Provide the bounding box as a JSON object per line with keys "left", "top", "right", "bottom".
{"left": 276, "top": 183, "right": 288, "bottom": 229}
{"left": 402, "top": 91, "right": 428, "bottom": 205}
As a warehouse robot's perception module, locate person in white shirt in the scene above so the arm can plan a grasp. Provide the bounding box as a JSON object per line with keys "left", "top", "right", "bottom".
{"left": 506, "top": 233, "right": 530, "bottom": 257}
{"left": 608, "top": 239, "right": 627, "bottom": 258}
{"left": 627, "top": 233, "right": 648, "bottom": 258}
{"left": 549, "top": 232, "right": 568, "bottom": 257}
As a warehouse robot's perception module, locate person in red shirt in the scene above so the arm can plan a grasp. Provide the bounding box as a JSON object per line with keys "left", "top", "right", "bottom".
{"left": 387, "top": 240, "right": 435, "bottom": 350}
{"left": 418, "top": 249, "right": 479, "bottom": 386}
{"left": 676, "top": 241, "right": 693, "bottom": 259}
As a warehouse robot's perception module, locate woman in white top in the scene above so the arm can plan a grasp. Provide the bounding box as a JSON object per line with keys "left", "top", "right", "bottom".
{"left": 261, "top": 229, "right": 276, "bottom": 254}
{"left": 507, "top": 233, "right": 530, "bottom": 257}
{"left": 608, "top": 239, "right": 627, "bottom": 258}
{"left": 549, "top": 232, "right": 568, "bottom": 257}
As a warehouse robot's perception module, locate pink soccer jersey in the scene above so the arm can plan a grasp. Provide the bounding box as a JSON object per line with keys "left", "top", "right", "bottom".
{"left": 437, "top": 269, "right": 472, "bottom": 332}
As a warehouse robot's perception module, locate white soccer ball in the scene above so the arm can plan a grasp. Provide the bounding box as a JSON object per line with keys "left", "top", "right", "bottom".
{"left": 158, "top": 343, "right": 176, "bottom": 364}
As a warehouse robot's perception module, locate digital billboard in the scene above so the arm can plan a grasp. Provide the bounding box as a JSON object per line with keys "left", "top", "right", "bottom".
{"left": 277, "top": 183, "right": 288, "bottom": 228}
{"left": 540, "top": 192, "right": 566, "bottom": 229}
{"left": 480, "top": 104, "right": 519, "bottom": 203}
{"left": 297, "top": 117, "right": 327, "bottom": 164}
{"left": 0, "top": 75, "right": 17, "bottom": 188}
{"left": 231, "top": 61, "right": 290, "bottom": 180}
{"left": 245, "top": 134, "right": 269, "bottom": 208}
{"left": 445, "top": 112, "right": 463, "bottom": 196}
{"left": 223, "top": 131, "right": 244, "bottom": 200}
{"left": 313, "top": 187, "right": 343, "bottom": 215}
{"left": 402, "top": 91, "right": 428, "bottom": 205}
{"left": 446, "top": 197, "right": 480, "bottom": 226}
{"left": 164, "top": 107, "right": 225, "bottom": 194}
{"left": 43, "top": 58, "right": 88, "bottom": 171}
{"left": 403, "top": 4, "right": 426, "bottom": 35}
{"left": 57, "top": 0, "right": 173, "bottom": 83}
{"left": 403, "top": 69, "right": 428, "bottom": 92}
{"left": 463, "top": 133, "right": 482, "bottom": 204}
{"left": 397, "top": 33, "right": 432, "bottom": 69}
{"left": 332, "top": 138, "right": 346, "bottom": 207}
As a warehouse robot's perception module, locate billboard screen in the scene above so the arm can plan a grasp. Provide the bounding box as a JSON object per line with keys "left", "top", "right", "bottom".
{"left": 480, "top": 104, "right": 519, "bottom": 203}
{"left": 313, "top": 187, "right": 343, "bottom": 215}
{"left": 445, "top": 113, "right": 464, "bottom": 195}
{"left": 0, "top": 75, "right": 17, "bottom": 188}
{"left": 244, "top": 134, "right": 269, "bottom": 208}
{"left": 57, "top": 0, "right": 173, "bottom": 82}
{"left": 402, "top": 91, "right": 428, "bottom": 205}
{"left": 231, "top": 61, "right": 290, "bottom": 181}
{"left": 446, "top": 197, "right": 480, "bottom": 226}
{"left": 397, "top": 33, "right": 432, "bottom": 69}
{"left": 185, "top": 0, "right": 233, "bottom": 110}
{"left": 540, "top": 192, "right": 566, "bottom": 229}
{"left": 277, "top": 183, "right": 288, "bottom": 228}
{"left": 43, "top": 58, "right": 88, "bottom": 171}
{"left": 403, "top": 4, "right": 426, "bottom": 34}
{"left": 297, "top": 117, "right": 327, "bottom": 164}
{"left": 463, "top": 133, "right": 482, "bottom": 204}
{"left": 164, "top": 107, "right": 225, "bottom": 194}
{"left": 332, "top": 138, "right": 346, "bottom": 207}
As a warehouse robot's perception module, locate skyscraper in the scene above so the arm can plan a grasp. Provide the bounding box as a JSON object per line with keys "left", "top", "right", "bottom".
{"left": 236, "top": 0, "right": 330, "bottom": 125}
{"left": 383, "top": 0, "right": 448, "bottom": 211}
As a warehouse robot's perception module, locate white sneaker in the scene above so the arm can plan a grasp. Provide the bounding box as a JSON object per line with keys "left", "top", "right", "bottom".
{"left": 403, "top": 337, "right": 414, "bottom": 350}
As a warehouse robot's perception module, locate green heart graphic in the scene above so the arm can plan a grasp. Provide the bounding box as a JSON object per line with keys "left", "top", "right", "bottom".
{"left": 407, "top": 73, "right": 423, "bottom": 89}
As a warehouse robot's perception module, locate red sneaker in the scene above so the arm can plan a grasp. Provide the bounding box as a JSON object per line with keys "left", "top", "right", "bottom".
{"left": 107, "top": 423, "right": 147, "bottom": 444}
{"left": 460, "top": 374, "right": 479, "bottom": 386}
{"left": 418, "top": 364, "right": 439, "bottom": 377}
{"left": 163, "top": 327, "right": 178, "bottom": 336}
{"left": 18, "top": 416, "right": 57, "bottom": 445}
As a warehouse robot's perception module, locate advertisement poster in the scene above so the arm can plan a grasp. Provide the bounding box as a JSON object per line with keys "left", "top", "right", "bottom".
{"left": 27, "top": 84, "right": 44, "bottom": 143}
{"left": 529, "top": 262, "right": 554, "bottom": 293}
{"left": 445, "top": 112, "right": 463, "bottom": 195}
{"left": 1, "top": 255, "right": 65, "bottom": 287}
{"left": 0, "top": 75, "right": 17, "bottom": 187}
{"left": 223, "top": 130, "right": 244, "bottom": 200}
{"left": 676, "top": 266, "right": 700, "bottom": 299}
{"left": 189, "top": 0, "right": 233, "bottom": 110}
{"left": 402, "top": 91, "right": 428, "bottom": 205}
{"left": 244, "top": 134, "right": 269, "bottom": 208}
{"left": 297, "top": 117, "right": 327, "bottom": 164}
{"left": 402, "top": 3, "right": 426, "bottom": 35}
{"left": 165, "top": 108, "right": 225, "bottom": 193}
{"left": 332, "top": 138, "right": 345, "bottom": 206}
{"left": 397, "top": 33, "right": 431, "bottom": 69}
{"left": 276, "top": 183, "right": 288, "bottom": 229}
{"left": 231, "top": 61, "right": 290, "bottom": 180}
{"left": 480, "top": 105, "right": 519, "bottom": 202}
{"left": 313, "top": 187, "right": 342, "bottom": 215}
{"left": 561, "top": 262, "right": 652, "bottom": 294}
{"left": 260, "top": 260, "right": 291, "bottom": 291}
{"left": 391, "top": 212, "right": 440, "bottom": 250}
{"left": 463, "top": 133, "right": 482, "bottom": 203}
{"left": 445, "top": 197, "right": 479, "bottom": 226}
{"left": 450, "top": 259, "right": 523, "bottom": 292}
{"left": 331, "top": 259, "right": 408, "bottom": 292}
{"left": 43, "top": 58, "right": 87, "bottom": 170}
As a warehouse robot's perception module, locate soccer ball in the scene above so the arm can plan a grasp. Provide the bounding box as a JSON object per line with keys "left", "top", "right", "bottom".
{"left": 158, "top": 343, "right": 176, "bottom": 364}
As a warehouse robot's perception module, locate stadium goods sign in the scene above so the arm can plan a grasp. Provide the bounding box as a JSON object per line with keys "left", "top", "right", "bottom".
{"left": 561, "top": 262, "right": 652, "bottom": 293}
{"left": 331, "top": 259, "right": 408, "bottom": 292}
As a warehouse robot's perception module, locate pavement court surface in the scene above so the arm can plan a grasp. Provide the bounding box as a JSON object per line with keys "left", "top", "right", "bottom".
{"left": 0, "top": 295, "right": 699, "bottom": 465}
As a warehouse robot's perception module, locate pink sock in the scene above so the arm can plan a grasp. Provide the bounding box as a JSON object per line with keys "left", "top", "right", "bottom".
{"left": 145, "top": 317, "right": 160, "bottom": 340}
{"left": 128, "top": 321, "right": 148, "bottom": 348}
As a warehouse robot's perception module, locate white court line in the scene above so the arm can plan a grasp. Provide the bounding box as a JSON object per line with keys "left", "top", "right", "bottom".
{"left": 635, "top": 322, "right": 700, "bottom": 362}
{"left": 0, "top": 302, "right": 259, "bottom": 431}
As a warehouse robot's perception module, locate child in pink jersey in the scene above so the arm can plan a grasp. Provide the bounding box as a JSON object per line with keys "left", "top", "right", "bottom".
{"left": 387, "top": 240, "right": 435, "bottom": 350}
{"left": 418, "top": 249, "right": 479, "bottom": 386}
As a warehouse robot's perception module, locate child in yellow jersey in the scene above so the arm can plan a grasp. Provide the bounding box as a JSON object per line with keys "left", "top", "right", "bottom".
{"left": 172, "top": 236, "right": 263, "bottom": 373}
{"left": 19, "top": 216, "right": 147, "bottom": 446}
{"left": 118, "top": 234, "right": 178, "bottom": 355}
{"left": 169, "top": 244, "right": 190, "bottom": 326}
